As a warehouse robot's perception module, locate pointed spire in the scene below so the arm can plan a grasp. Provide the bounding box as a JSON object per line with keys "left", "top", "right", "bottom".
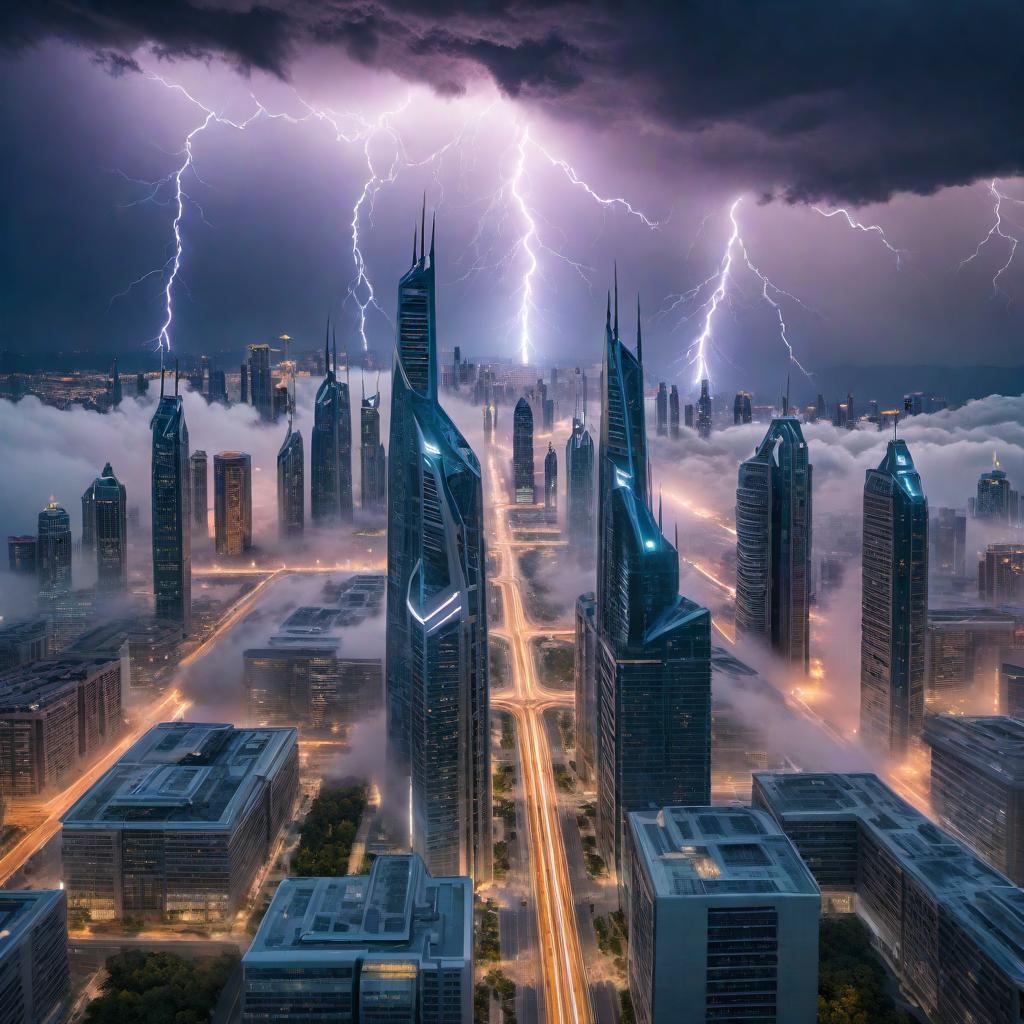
{"left": 613, "top": 262, "right": 619, "bottom": 336}
{"left": 412, "top": 226, "right": 417, "bottom": 267}
{"left": 429, "top": 212, "right": 435, "bottom": 263}
{"left": 635, "top": 293, "right": 643, "bottom": 365}
{"left": 174, "top": 357, "right": 179, "bottom": 396}
{"left": 361, "top": 366, "right": 365, "bottom": 400}
{"left": 606, "top": 290, "right": 611, "bottom": 329}
{"left": 420, "top": 193, "right": 426, "bottom": 263}
{"left": 325, "top": 317, "right": 331, "bottom": 377}
{"left": 160, "top": 359, "right": 165, "bottom": 399}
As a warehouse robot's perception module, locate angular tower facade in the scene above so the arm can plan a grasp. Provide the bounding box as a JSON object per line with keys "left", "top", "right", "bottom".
{"left": 595, "top": 290, "right": 712, "bottom": 876}
{"left": 512, "top": 398, "right": 536, "bottom": 503}
{"left": 360, "top": 386, "right": 386, "bottom": 512}
{"left": 311, "top": 334, "right": 345, "bottom": 525}
{"left": 566, "top": 417, "right": 595, "bottom": 553}
{"left": 385, "top": 217, "right": 491, "bottom": 882}
{"left": 37, "top": 499, "right": 72, "bottom": 596}
{"left": 735, "top": 417, "right": 812, "bottom": 671}
{"left": 860, "top": 439, "right": 928, "bottom": 758}
{"left": 655, "top": 382, "right": 668, "bottom": 436}
{"left": 544, "top": 443, "right": 558, "bottom": 510}
{"left": 92, "top": 463, "right": 128, "bottom": 593}
{"left": 190, "top": 450, "right": 208, "bottom": 533}
{"left": 277, "top": 427, "right": 304, "bottom": 539}
{"left": 151, "top": 376, "right": 191, "bottom": 632}
{"left": 248, "top": 344, "right": 274, "bottom": 422}
{"left": 214, "top": 452, "right": 253, "bottom": 556}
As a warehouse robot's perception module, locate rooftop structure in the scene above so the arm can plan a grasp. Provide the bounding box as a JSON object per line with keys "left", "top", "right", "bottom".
{"left": 0, "top": 890, "right": 69, "bottom": 1024}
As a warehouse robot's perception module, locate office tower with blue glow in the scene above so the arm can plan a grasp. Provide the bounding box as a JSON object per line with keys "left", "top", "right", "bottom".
{"left": 90, "top": 463, "right": 128, "bottom": 593}
{"left": 544, "top": 442, "right": 557, "bottom": 511}
{"left": 360, "top": 383, "right": 387, "bottom": 512}
{"left": 859, "top": 440, "right": 928, "bottom": 757}
{"left": 248, "top": 343, "right": 274, "bottom": 421}
{"left": 151, "top": 374, "right": 191, "bottom": 632}
{"left": 190, "top": 450, "right": 207, "bottom": 531}
{"left": 385, "top": 216, "right": 491, "bottom": 882}
{"left": 735, "top": 417, "right": 813, "bottom": 672}
{"left": 513, "top": 397, "right": 536, "bottom": 503}
{"left": 214, "top": 452, "right": 253, "bottom": 556}
{"left": 37, "top": 499, "right": 72, "bottom": 596}
{"left": 277, "top": 424, "right": 304, "bottom": 539}
{"left": 655, "top": 382, "right": 668, "bottom": 436}
{"left": 566, "top": 416, "right": 595, "bottom": 553}
{"left": 595, "top": 289, "right": 712, "bottom": 876}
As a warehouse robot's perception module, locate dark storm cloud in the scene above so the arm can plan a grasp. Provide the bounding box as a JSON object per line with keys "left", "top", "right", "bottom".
{"left": 3, "top": 0, "right": 1023, "bottom": 203}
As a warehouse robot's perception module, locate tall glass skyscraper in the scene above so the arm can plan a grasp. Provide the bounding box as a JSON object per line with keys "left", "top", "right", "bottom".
{"left": 277, "top": 425, "right": 304, "bottom": 539}
{"left": 512, "top": 397, "right": 535, "bottom": 503}
{"left": 37, "top": 499, "right": 72, "bottom": 596}
{"left": 655, "top": 382, "right": 668, "bottom": 436}
{"left": 151, "top": 373, "right": 191, "bottom": 632}
{"left": 385, "top": 216, "right": 490, "bottom": 882}
{"left": 311, "top": 332, "right": 352, "bottom": 524}
{"left": 696, "top": 377, "right": 713, "bottom": 439}
{"left": 733, "top": 390, "right": 753, "bottom": 425}
{"left": 860, "top": 439, "right": 928, "bottom": 757}
{"left": 544, "top": 443, "right": 557, "bottom": 510}
{"left": 91, "top": 463, "right": 127, "bottom": 593}
{"left": 80, "top": 483, "right": 94, "bottom": 552}
{"left": 669, "top": 384, "right": 680, "bottom": 439}
{"left": 337, "top": 355, "right": 354, "bottom": 523}
{"left": 190, "top": 450, "right": 207, "bottom": 533}
{"left": 735, "top": 417, "right": 812, "bottom": 671}
{"left": 566, "top": 416, "right": 595, "bottom": 553}
{"left": 594, "top": 289, "right": 712, "bottom": 875}
{"left": 247, "top": 344, "right": 274, "bottom": 421}
{"left": 360, "top": 383, "right": 386, "bottom": 512}
{"left": 214, "top": 452, "right": 253, "bottom": 556}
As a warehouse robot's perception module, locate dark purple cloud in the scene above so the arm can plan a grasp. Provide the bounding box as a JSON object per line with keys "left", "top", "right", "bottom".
{"left": 4, "top": 1, "right": 1023, "bottom": 203}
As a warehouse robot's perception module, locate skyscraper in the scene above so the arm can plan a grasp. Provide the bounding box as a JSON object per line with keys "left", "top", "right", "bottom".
{"left": 91, "top": 463, "right": 127, "bottom": 593}
{"left": 975, "top": 456, "right": 1018, "bottom": 523}
{"left": 512, "top": 397, "right": 536, "bottom": 503}
{"left": 930, "top": 507, "right": 966, "bottom": 579}
{"left": 311, "top": 331, "right": 351, "bottom": 524}
{"left": 208, "top": 369, "right": 227, "bottom": 403}
{"left": 109, "top": 356, "right": 122, "bottom": 407}
{"left": 978, "top": 543, "right": 1024, "bottom": 604}
{"left": 696, "top": 378, "right": 712, "bottom": 439}
{"left": 80, "top": 483, "right": 94, "bottom": 552}
{"left": 566, "top": 416, "right": 594, "bottom": 552}
{"left": 150, "top": 370, "right": 191, "bottom": 632}
{"left": 239, "top": 362, "right": 248, "bottom": 405}
{"left": 733, "top": 390, "right": 752, "bottom": 424}
{"left": 544, "top": 442, "right": 557, "bottom": 511}
{"left": 385, "top": 213, "right": 490, "bottom": 881}
{"left": 337, "top": 352, "right": 354, "bottom": 522}
{"left": 483, "top": 400, "right": 496, "bottom": 443}
{"left": 277, "top": 425, "right": 304, "bottom": 539}
{"left": 37, "top": 499, "right": 71, "bottom": 596}
{"left": 190, "top": 450, "right": 208, "bottom": 533}
{"left": 684, "top": 403, "right": 695, "bottom": 429}
{"left": 595, "top": 286, "right": 712, "bottom": 875}
{"left": 214, "top": 452, "right": 253, "bottom": 556}
{"left": 655, "top": 381, "right": 668, "bottom": 436}
{"left": 7, "top": 535, "right": 37, "bottom": 575}
{"left": 248, "top": 343, "right": 273, "bottom": 421}
{"left": 575, "top": 592, "right": 597, "bottom": 783}
{"left": 859, "top": 439, "right": 928, "bottom": 757}
{"left": 669, "top": 384, "right": 680, "bottom": 439}
{"left": 360, "top": 381, "right": 386, "bottom": 512}
{"left": 735, "top": 417, "right": 813, "bottom": 671}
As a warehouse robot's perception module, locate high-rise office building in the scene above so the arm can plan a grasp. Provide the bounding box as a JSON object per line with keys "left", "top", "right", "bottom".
{"left": 214, "top": 452, "right": 253, "bottom": 556}
{"left": 566, "top": 417, "right": 594, "bottom": 551}
{"left": 7, "top": 535, "right": 37, "bottom": 574}
{"left": 277, "top": 425, "right": 304, "bottom": 539}
{"left": 1003, "top": 653, "right": 1024, "bottom": 718}
{"left": 543, "top": 442, "right": 557, "bottom": 510}
{"left": 62, "top": 722, "right": 298, "bottom": 924}
{"left": 574, "top": 593, "right": 597, "bottom": 783}
{"left": 975, "top": 456, "right": 1019, "bottom": 523}
{"left": 135, "top": 372, "right": 149, "bottom": 397}
{"left": 239, "top": 362, "right": 249, "bottom": 405}
{"left": 385, "top": 215, "right": 490, "bottom": 881}
{"left": 37, "top": 499, "right": 71, "bottom": 596}
{"left": 625, "top": 806, "right": 820, "bottom": 1024}
{"left": 924, "top": 716, "right": 1024, "bottom": 884}
{"left": 512, "top": 397, "right": 536, "bottom": 503}
{"left": 90, "top": 463, "right": 127, "bottom": 592}
{"left": 925, "top": 608, "right": 1019, "bottom": 709}
{"left": 754, "top": 770, "right": 1024, "bottom": 1024}
{"left": 337, "top": 359, "right": 354, "bottom": 522}
{"left": 979, "top": 543, "right": 1024, "bottom": 603}
{"left": 859, "top": 439, "right": 928, "bottom": 757}
{"left": 930, "top": 506, "right": 966, "bottom": 579}
{"left": 595, "top": 288, "right": 711, "bottom": 874}
{"left": 311, "top": 331, "right": 351, "bottom": 524}
{"left": 248, "top": 343, "right": 274, "bottom": 421}
{"left": 0, "top": 889, "right": 70, "bottom": 1024}
{"left": 733, "top": 390, "right": 753, "bottom": 425}
{"left": 668, "top": 384, "right": 680, "bottom": 439}
{"left": 696, "top": 378, "right": 712, "bottom": 439}
{"left": 109, "top": 356, "right": 122, "bottom": 407}
{"left": 735, "top": 417, "right": 812, "bottom": 671}
{"left": 80, "top": 482, "right": 94, "bottom": 552}
{"left": 151, "top": 372, "right": 191, "bottom": 632}
{"left": 208, "top": 368, "right": 227, "bottom": 403}
{"left": 241, "top": 855, "right": 472, "bottom": 1024}
{"left": 190, "top": 450, "right": 208, "bottom": 532}
{"left": 483, "top": 399, "right": 496, "bottom": 443}
{"left": 655, "top": 382, "right": 668, "bottom": 436}
{"left": 684, "top": 403, "right": 695, "bottom": 429}
{"left": 360, "top": 383, "right": 386, "bottom": 512}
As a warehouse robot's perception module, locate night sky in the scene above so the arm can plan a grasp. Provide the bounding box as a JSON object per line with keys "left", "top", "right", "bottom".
{"left": 2, "top": 2, "right": 1023, "bottom": 398}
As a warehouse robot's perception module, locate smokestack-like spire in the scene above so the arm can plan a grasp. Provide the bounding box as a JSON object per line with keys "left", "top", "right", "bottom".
{"left": 635, "top": 293, "right": 642, "bottom": 365}
{"left": 429, "top": 212, "right": 435, "bottom": 263}
{"left": 613, "top": 261, "right": 619, "bottom": 336}
{"left": 606, "top": 290, "right": 611, "bottom": 330}
{"left": 420, "top": 193, "right": 426, "bottom": 263}
{"left": 412, "top": 226, "right": 417, "bottom": 267}
{"left": 325, "top": 318, "right": 330, "bottom": 377}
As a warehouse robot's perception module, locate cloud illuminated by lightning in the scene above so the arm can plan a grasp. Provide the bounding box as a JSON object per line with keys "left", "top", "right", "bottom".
{"left": 958, "top": 178, "right": 1023, "bottom": 299}
{"left": 811, "top": 205, "right": 905, "bottom": 266}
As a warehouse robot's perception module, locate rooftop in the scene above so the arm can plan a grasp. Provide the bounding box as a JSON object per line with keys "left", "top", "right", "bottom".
{"left": 628, "top": 806, "right": 819, "bottom": 899}
{"left": 754, "top": 771, "right": 1024, "bottom": 984}
{"left": 0, "top": 890, "right": 64, "bottom": 957}
{"left": 0, "top": 655, "right": 118, "bottom": 713}
{"left": 923, "top": 716, "right": 1024, "bottom": 787}
{"left": 62, "top": 722, "right": 296, "bottom": 830}
{"left": 927, "top": 607, "right": 1019, "bottom": 627}
{"left": 245, "top": 854, "right": 470, "bottom": 965}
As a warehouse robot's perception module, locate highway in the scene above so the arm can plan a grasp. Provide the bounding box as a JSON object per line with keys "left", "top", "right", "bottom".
{"left": 487, "top": 453, "right": 592, "bottom": 1024}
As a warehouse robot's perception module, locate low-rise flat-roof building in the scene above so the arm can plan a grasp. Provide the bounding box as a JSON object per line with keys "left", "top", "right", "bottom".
{"left": 0, "top": 619, "right": 50, "bottom": 673}
{"left": 61, "top": 722, "right": 298, "bottom": 924}
{"left": 753, "top": 771, "right": 1024, "bottom": 1024}
{"left": 624, "top": 806, "right": 819, "bottom": 1024}
{"left": 0, "top": 889, "right": 69, "bottom": 1024}
{"left": 242, "top": 853, "right": 472, "bottom": 1024}
{"left": 0, "top": 656, "right": 122, "bottom": 797}
{"left": 923, "top": 715, "right": 1024, "bottom": 884}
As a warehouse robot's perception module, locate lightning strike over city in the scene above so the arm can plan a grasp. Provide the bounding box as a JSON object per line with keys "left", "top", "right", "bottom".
{"left": 3, "top": 6, "right": 1024, "bottom": 1024}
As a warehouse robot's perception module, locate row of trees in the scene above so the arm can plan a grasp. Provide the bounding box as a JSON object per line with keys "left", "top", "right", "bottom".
{"left": 292, "top": 783, "right": 368, "bottom": 877}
